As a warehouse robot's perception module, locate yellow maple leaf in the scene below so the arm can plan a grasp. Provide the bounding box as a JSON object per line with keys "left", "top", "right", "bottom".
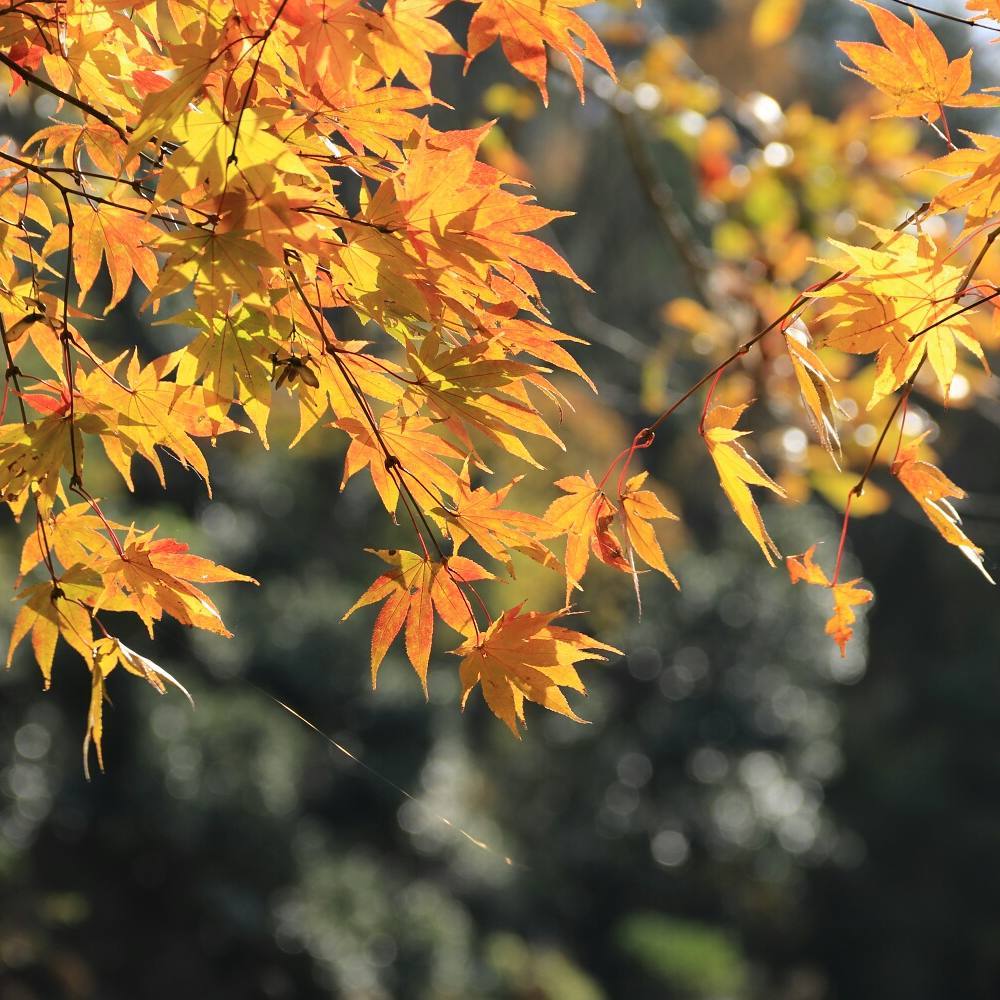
{"left": 703, "top": 402, "right": 786, "bottom": 566}
{"left": 810, "top": 228, "right": 989, "bottom": 406}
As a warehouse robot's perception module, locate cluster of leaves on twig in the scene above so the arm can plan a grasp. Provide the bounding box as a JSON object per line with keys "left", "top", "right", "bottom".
{"left": 0, "top": 0, "right": 999, "bottom": 769}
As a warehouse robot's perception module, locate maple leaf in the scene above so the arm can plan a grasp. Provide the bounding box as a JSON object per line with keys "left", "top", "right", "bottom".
{"left": 487, "top": 310, "right": 596, "bottom": 390}
{"left": 24, "top": 122, "right": 126, "bottom": 177}
{"left": 7, "top": 568, "right": 99, "bottom": 686}
{"left": 784, "top": 319, "right": 842, "bottom": 457}
{"left": 170, "top": 307, "right": 275, "bottom": 446}
{"left": 156, "top": 102, "right": 314, "bottom": 204}
{"left": 368, "top": 0, "right": 462, "bottom": 95}
{"left": 74, "top": 352, "right": 247, "bottom": 494}
{"left": 454, "top": 605, "right": 619, "bottom": 736}
{"left": 0, "top": 413, "right": 84, "bottom": 515}
{"left": 405, "top": 333, "right": 563, "bottom": 467}
{"left": 44, "top": 192, "right": 160, "bottom": 312}
{"left": 307, "top": 83, "right": 433, "bottom": 161}
{"left": 337, "top": 411, "right": 466, "bottom": 515}
{"left": 464, "top": 0, "right": 616, "bottom": 105}
{"left": 343, "top": 549, "right": 494, "bottom": 691}
{"left": 93, "top": 531, "right": 256, "bottom": 637}
{"left": 152, "top": 225, "right": 276, "bottom": 314}
{"left": 810, "top": 228, "right": 990, "bottom": 406}
{"left": 838, "top": 0, "right": 998, "bottom": 121}
{"left": 787, "top": 546, "right": 873, "bottom": 656}
{"left": 365, "top": 125, "right": 582, "bottom": 288}
{"left": 292, "top": 346, "right": 406, "bottom": 446}
{"left": 545, "top": 472, "right": 606, "bottom": 602}
{"left": 618, "top": 471, "right": 680, "bottom": 592}
{"left": 125, "top": 18, "right": 227, "bottom": 156}
{"left": 927, "top": 132, "right": 1000, "bottom": 231}
{"left": 891, "top": 433, "right": 994, "bottom": 582}
{"left": 18, "top": 501, "right": 124, "bottom": 582}
{"left": 85, "top": 636, "right": 194, "bottom": 778}
{"left": 702, "top": 402, "right": 786, "bottom": 566}
{"left": 442, "top": 476, "right": 560, "bottom": 576}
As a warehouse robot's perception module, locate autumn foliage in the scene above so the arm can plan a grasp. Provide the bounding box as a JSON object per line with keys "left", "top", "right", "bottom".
{"left": 1, "top": 0, "right": 999, "bottom": 768}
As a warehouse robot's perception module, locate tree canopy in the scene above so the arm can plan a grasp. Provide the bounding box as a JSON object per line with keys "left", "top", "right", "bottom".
{"left": 1, "top": 0, "right": 999, "bottom": 776}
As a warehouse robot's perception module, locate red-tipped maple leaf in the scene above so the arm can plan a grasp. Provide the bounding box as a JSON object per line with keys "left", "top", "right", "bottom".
{"left": 92, "top": 531, "right": 257, "bottom": 638}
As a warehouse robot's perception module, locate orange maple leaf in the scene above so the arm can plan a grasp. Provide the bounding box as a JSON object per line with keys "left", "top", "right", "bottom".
{"left": 891, "top": 433, "right": 994, "bottom": 582}
{"left": 454, "top": 604, "right": 619, "bottom": 736}
{"left": 344, "top": 549, "right": 494, "bottom": 691}
{"left": 93, "top": 531, "right": 257, "bottom": 638}
{"left": 838, "top": 0, "right": 998, "bottom": 121}
{"left": 927, "top": 131, "right": 1000, "bottom": 231}
{"left": 464, "top": 0, "right": 616, "bottom": 105}
{"left": 545, "top": 472, "right": 605, "bottom": 602}
{"left": 443, "top": 477, "right": 560, "bottom": 576}
{"left": 7, "top": 569, "right": 97, "bottom": 686}
{"left": 787, "top": 546, "right": 873, "bottom": 657}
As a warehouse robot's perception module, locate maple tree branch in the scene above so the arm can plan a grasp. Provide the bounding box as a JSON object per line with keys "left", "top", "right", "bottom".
{"left": 0, "top": 312, "right": 29, "bottom": 426}
{"left": 34, "top": 507, "right": 59, "bottom": 587}
{"left": 457, "top": 576, "right": 492, "bottom": 630}
{"left": 832, "top": 376, "right": 918, "bottom": 586}
{"left": 69, "top": 482, "right": 126, "bottom": 560}
{"left": 830, "top": 491, "right": 856, "bottom": 590}
{"left": 888, "top": 0, "right": 1000, "bottom": 32}
{"left": 228, "top": 0, "right": 291, "bottom": 166}
{"left": 637, "top": 201, "right": 933, "bottom": 443}
{"left": 285, "top": 263, "right": 450, "bottom": 562}
{"left": 642, "top": 296, "right": 806, "bottom": 438}
{"left": 393, "top": 474, "right": 434, "bottom": 561}
{"left": 55, "top": 186, "right": 82, "bottom": 488}
{"left": 0, "top": 50, "right": 128, "bottom": 141}
{"left": 907, "top": 286, "right": 1000, "bottom": 342}
{"left": 0, "top": 148, "right": 208, "bottom": 230}
{"left": 955, "top": 229, "right": 1000, "bottom": 299}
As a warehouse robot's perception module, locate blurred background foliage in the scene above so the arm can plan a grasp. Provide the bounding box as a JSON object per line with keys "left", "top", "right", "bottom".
{"left": 4, "top": 0, "right": 1000, "bottom": 997}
